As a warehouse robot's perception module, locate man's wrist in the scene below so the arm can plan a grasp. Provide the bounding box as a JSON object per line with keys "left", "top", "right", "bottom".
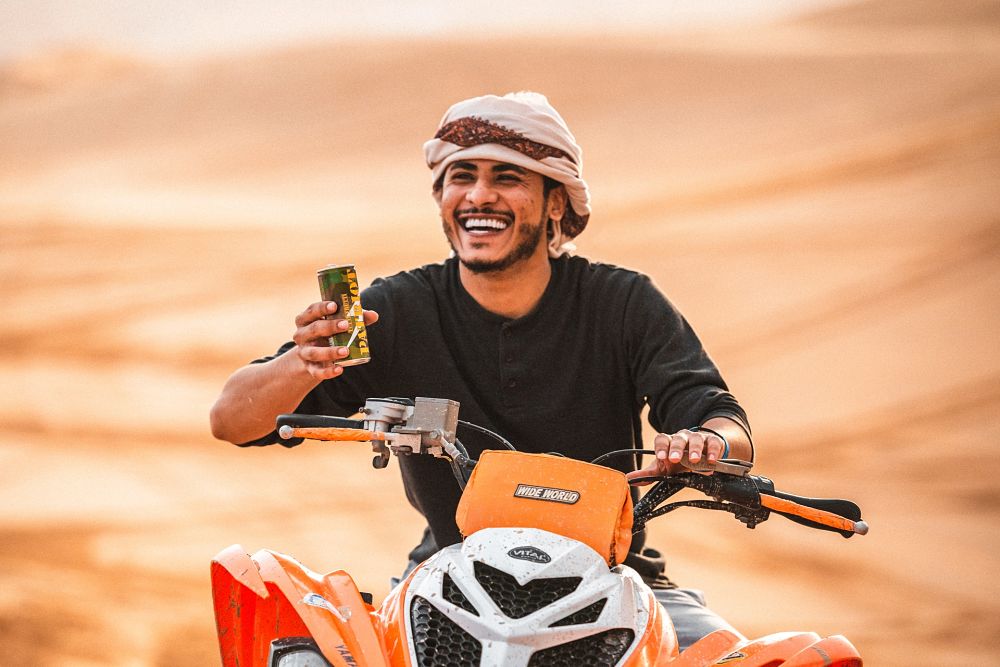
{"left": 700, "top": 416, "right": 754, "bottom": 463}
{"left": 690, "top": 425, "right": 730, "bottom": 459}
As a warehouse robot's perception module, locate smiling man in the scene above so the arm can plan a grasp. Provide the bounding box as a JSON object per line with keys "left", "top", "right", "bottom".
{"left": 210, "top": 92, "right": 753, "bottom": 650}
{"left": 434, "top": 158, "right": 563, "bottom": 318}
{"left": 440, "top": 160, "right": 554, "bottom": 274}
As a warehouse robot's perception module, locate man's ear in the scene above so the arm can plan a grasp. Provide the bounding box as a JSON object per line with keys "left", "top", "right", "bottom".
{"left": 547, "top": 185, "right": 567, "bottom": 222}
{"left": 432, "top": 186, "right": 443, "bottom": 207}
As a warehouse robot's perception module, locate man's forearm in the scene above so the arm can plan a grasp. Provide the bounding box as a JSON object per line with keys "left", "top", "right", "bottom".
{"left": 209, "top": 349, "right": 320, "bottom": 445}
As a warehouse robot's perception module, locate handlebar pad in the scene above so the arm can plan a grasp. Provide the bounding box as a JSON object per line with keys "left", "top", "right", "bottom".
{"left": 276, "top": 414, "right": 365, "bottom": 430}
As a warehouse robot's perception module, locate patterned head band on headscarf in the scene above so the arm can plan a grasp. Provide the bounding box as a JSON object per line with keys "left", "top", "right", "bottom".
{"left": 423, "top": 92, "right": 591, "bottom": 257}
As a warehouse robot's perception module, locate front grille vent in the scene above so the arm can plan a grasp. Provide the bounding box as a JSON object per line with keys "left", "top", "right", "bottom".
{"left": 549, "top": 598, "right": 608, "bottom": 627}
{"left": 410, "top": 595, "right": 482, "bottom": 667}
{"left": 442, "top": 572, "right": 479, "bottom": 615}
{"left": 473, "top": 561, "right": 581, "bottom": 619}
{"left": 527, "top": 628, "right": 636, "bottom": 667}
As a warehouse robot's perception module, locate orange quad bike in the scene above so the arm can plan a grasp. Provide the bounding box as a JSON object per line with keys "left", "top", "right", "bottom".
{"left": 211, "top": 397, "right": 868, "bottom": 666}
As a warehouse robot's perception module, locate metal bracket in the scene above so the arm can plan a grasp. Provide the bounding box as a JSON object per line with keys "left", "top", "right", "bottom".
{"left": 389, "top": 397, "right": 459, "bottom": 457}
{"left": 357, "top": 397, "right": 461, "bottom": 466}
{"left": 360, "top": 398, "right": 413, "bottom": 469}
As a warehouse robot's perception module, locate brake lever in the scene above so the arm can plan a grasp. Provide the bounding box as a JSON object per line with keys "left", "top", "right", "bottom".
{"left": 626, "top": 459, "right": 752, "bottom": 487}
{"left": 679, "top": 458, "right": 753, "bottom": 476}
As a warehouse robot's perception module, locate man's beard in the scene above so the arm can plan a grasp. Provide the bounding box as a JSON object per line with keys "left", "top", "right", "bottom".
{"left": 444, "top": 211, "right": 547, "bottom": 275}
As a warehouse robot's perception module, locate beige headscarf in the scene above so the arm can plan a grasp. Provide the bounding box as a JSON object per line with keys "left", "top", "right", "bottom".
{"left": 423, "top": 92, "right": 591, "bottom": 257}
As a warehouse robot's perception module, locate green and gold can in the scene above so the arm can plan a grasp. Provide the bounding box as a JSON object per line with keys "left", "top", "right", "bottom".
{"left": 317, "top": 264, "right": 371, "bottom": 366}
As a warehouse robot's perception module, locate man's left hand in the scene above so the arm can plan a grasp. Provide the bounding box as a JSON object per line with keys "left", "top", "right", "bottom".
{"left": 624, "top": 429, "right": 726, "bottom": 485}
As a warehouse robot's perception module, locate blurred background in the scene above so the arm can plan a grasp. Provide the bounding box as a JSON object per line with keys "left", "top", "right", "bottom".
{"left": 2, "top": 1, "right": 998, "bottom": 664}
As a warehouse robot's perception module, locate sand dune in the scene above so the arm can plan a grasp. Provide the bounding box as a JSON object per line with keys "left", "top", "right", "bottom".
{"left": 1, "top": 1, "right": 998, "bottom": 664}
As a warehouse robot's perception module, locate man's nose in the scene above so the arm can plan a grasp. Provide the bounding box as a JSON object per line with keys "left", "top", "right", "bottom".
{"left": 466, "top": 178, "right": 499, "bottom": 206}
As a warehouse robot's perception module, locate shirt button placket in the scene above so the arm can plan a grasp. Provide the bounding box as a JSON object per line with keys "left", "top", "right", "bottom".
{"left": 501, "top": 325, "right": 517, "bottom": 398}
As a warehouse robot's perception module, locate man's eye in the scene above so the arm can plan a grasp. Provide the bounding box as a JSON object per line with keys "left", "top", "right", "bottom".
{"left": 450, "top": 172, "right": 474, "bottom": 182}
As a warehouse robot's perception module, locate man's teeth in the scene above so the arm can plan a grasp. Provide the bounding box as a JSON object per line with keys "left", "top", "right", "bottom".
{"left": 463, "top": 218, "right": 509, "bottom": 232}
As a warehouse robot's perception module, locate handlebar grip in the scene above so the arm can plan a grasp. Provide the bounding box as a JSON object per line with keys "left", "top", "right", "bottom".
{"left": 759, "top": 490, "right": 867, "bottom": 538}
{"left": 281, "top": 426, "right": 387, "bottom": 442}
{"left": 276, "top": 414, "right": 364, "bottom": 430}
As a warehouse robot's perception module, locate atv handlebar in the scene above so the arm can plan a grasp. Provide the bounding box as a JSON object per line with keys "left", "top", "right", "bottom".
{"left": 276, "top": 397, "right": 868, "bottom": 539}
{"left": 630, "top": 469, "right": 868, "bottom": 538}
{"left": 276, "top": 414, "right": 365, "bottom": 431}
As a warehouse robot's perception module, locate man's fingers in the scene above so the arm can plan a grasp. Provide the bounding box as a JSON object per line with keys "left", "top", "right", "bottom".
{"left": 686, "top": 432, "right": 707, "bottom": 462}
{"left": 650, "top": 429, "right": 726, "bottom": 475}
{"left": 653, "top": 434, "right": 668, "bottom": 458}
{"left": 295, "top": 301, "right": 339, "bottom": 328}
{"left": 626, "top": 473, "right": 653, "bottom": 486}
{"left": 652, "top": 434, "right": 672, "bottom": 476}
{"left": 625, "top": 463, "right": 662, "bottom": 486}
{"left": 704, "top": 434, "right": 724, "bottom": 462}
{"left": 298, "top": 344, "right": 349, "bottom": 363}
{"left": 654, "top": 431, "right": 694, "bottom": 467}
{"left": 668, "top": 433, "right": 689, "bottom": 463}
{"left": 292, "top": 301, "right": 372, "bottom": 382}
{"left": 305, "top": 361, "right": 344, "bottom": 380}
{"left": 637, "top": 429, "right": 729, "bottom": 483}
{"left": 293, "top": 318, "right": 350, "bottom": 346}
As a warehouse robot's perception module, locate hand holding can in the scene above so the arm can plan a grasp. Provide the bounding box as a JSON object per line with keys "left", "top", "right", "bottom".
{"left": 317, "top": 264, "right": 371, "bottom": 366}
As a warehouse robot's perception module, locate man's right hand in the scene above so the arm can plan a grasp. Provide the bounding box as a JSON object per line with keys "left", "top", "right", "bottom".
{"left": 293, "top": 301, "right": 380, "bottom": 380}
{"left": 210, "top": 301, "right": 379, "bottom": 444}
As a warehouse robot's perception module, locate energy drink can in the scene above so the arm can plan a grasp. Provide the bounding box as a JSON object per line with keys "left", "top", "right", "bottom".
{"left": 317, "top": 264, "right": 371, "bottom": 366}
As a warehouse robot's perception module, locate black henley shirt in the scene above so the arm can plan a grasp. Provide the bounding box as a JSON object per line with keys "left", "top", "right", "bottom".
{"left": 248, "top": 255, "right": 749, "bottom": 556}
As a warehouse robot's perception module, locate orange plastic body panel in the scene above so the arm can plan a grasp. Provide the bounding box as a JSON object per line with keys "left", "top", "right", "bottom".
{"left": 620, "top": 589, "right": 678, "bottom": 665}
{"left": 372, "top": 566, "right": 416, "bottom": 666}
{"left": 456, "top": 450, "right": 634, "bottom": 565}
{"left": 213, "top": 544, "right": 861, "bottom": 666}
{"left": 211, "top": 544, "right": 391, "bottom": 667}
{"left": 782, "top": 635, "right": 863, "bottom": 666}
{"left": 664, "top": 629, "right": 747, "bottom": 666}
{"left": 665, "top": 630, "right": 863, "bottom": 667}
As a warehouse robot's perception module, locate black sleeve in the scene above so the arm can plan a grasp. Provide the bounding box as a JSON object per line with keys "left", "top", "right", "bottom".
{"left": 623, "top": 275, "right": 750, "bottom": 437}
{"left": 237, "top": 279, "right": 396, "bottom": 447}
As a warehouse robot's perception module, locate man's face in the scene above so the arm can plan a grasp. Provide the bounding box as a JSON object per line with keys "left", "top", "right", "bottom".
{"left": 437, "top": 159, "right": 563, "bottom": 274}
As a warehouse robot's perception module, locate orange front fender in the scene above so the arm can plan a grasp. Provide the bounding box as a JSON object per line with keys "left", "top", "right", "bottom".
{"left": 211, "top": 544, "right": 391, "bottom": 667}
{"left": 212, "top": 544, "right": 274, "bottom": 667}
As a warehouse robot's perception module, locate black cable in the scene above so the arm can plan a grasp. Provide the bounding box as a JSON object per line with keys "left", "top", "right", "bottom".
{"left": 457, "top": 420, "right": 516, "bottom": 450}
{"left": 449, "top": 457, "right": 469, "bottom": 490}
{"left": 448, "top": 437, "right": 477, "bottom": 490}
{"left": 451, "top": 436, "right": 472, "bottom": 460}
{"left": 590, "top": 448, "right": 657, "bottom": 466}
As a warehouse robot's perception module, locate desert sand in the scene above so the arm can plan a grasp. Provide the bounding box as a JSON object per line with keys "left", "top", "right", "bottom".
{"left": 1, "top": 1, "right": 999, "bottom": 665}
